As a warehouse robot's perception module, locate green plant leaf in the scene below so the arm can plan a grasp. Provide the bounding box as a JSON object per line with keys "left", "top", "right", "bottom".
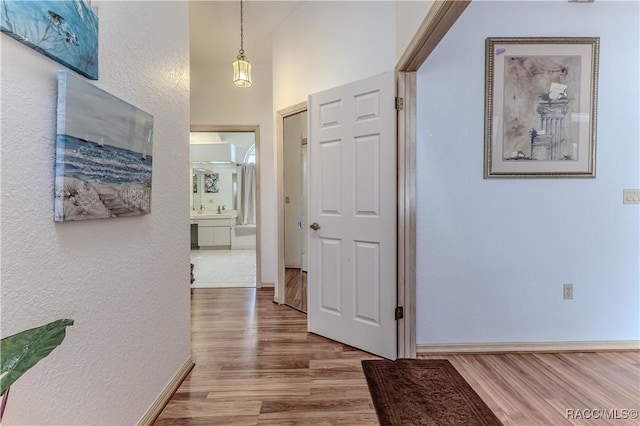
{"left": 1, "top": 319, "right": 74, "bottom": 395}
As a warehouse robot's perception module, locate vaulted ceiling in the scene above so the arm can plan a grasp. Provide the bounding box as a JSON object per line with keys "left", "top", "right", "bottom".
{"left": 190, "top": 1, "right": 304, "bottom": 65}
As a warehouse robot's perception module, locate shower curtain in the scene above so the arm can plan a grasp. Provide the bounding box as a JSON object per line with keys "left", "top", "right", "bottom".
{"left": 239, "top": 163, "right": 256, "bottom": 225}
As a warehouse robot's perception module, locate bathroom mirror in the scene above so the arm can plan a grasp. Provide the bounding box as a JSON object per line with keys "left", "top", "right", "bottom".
{"left": 192, "top": 167, "right": 236, "bottom": 211}
{"left": 190, "top": 131, "right": 255, "bottom": 212}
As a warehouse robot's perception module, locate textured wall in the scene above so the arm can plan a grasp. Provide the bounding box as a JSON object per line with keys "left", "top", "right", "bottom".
{"left": 0, "top": 1, "right": 191, "bottom": 424}
{"left": 416, "top": 0, "right": 640, "bottom": 344}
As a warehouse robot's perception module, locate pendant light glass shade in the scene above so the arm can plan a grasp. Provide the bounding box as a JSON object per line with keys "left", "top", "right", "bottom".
{"left": 233, "top": 0, "right": 252, "bottom": 88}
{"left": 232, "top": 54, "right": 252, "bottom": 87}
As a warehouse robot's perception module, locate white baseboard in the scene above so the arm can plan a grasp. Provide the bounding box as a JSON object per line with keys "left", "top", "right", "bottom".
{"left": 417, "top": 340, "right": 640, "bottom": 354}
{"left": 137, "top": 355, "right": 194, "bottom": 426}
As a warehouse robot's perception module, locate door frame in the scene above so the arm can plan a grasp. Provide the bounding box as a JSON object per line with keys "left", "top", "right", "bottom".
{"left": 276, "top": 102, "right": 307, "bottom": 304}
{"left": 395, "top": 0, "right": 470, "bottom": 358}
{"left": 191, "top": 124, "right": 263, "bottom": 288}
{"left": 274, "top": 0, "right": 470, "bottom": 357}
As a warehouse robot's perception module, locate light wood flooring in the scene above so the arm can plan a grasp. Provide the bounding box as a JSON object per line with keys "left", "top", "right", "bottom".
{"left": 154, "top": 288, "right": 639, "bottom": 425}
{"left": 284, "top": 268, "right": 307, "bottom": 313}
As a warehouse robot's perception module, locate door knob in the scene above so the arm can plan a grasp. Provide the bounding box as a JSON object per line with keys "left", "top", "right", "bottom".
{"left": 309, "top": 222, "right": 320, "bottom": 231}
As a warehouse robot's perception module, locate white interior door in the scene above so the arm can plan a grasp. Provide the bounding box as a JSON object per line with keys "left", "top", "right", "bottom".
{"left": 308, "top": 72, "right": 397, "bottom": 360}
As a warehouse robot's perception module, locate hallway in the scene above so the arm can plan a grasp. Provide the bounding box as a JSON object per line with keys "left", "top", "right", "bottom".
{"left": 154, "top": 288, "right": 639, "bottom": 425}
{"left": 153, "top": 288, "right": 379, "bottom": 425}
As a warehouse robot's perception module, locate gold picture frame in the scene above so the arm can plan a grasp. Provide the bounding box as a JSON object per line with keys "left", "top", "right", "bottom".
{"left": 484, "top": 37, "right": 600, "bottom": 178}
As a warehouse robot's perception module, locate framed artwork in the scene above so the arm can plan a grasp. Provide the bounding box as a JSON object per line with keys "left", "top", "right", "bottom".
{"left": 1, "top": 0, "right": 99, "bottom": 79}
{"left": 204, "top": 173, "right": 220, "bottom": 193}
{"left": 193, "top": 174, "right": 198, "bottom": 193}
{"left": 484, "top": 37, "right": 599, "bottom": 178}
{"left": 55, "top": 70, "right": 154, "bottom": 222}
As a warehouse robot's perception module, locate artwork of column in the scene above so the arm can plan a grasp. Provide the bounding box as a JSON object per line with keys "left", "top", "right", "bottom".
{"left": 531, "top": 86, "right": 570, "bottom": 161}
{"left": 484, "top": 37, "right": 599, "bottom": 177}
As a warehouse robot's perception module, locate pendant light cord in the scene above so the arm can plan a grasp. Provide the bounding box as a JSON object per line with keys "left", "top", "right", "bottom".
{"left": 239, "top": 0, "right": 244, "bottom": 56}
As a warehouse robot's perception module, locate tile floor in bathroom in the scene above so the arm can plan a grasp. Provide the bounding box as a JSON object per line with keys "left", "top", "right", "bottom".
{"left": 190, "top": 249, "right": 256, "bottom": 288}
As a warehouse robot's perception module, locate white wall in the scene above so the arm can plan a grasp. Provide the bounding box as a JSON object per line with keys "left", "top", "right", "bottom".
{"left": 0, "top": 2, "right": 191, "bottom": 424}
{"left": 273, "top": 1, "right": 432, "bottom": 110}
{"left": 396, "top": 1, "right": 434, "bottom": 64}
{"left": 190, "top": 62, "right": 275, "bottom": 283}
{"left": 273, "top": 1, "right": 397, "bottom": 111}
{"left": 416, "top": 0, "right": 640, "bottom": 345}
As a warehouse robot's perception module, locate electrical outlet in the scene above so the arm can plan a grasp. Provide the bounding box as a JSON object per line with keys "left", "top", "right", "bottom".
{"left": 623, "top": 189, "right": 640, "bottom": 204}
{"left": 563, "top": 283, "right": 574, "bottom": 300}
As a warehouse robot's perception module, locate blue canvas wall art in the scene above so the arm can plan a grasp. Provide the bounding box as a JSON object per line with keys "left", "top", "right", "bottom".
{"left": 1, "top": 0, "right": 98, "bottom": 79}
{"left": 55, "top": 70, "right": 154, "bottom": 222}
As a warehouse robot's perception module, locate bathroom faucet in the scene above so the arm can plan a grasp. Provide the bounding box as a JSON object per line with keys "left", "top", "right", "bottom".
{"left": 200, "top": 205, "right": 204, "bottom": 211}
{"left": 217, "top": 205, "right": 221, "bottom": 214}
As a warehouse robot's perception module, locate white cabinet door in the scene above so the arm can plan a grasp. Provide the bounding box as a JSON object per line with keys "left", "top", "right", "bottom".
{"left": 214, "top": 227, "right": 231, "bottom": 246}
{"left": 197, "top": 218, "right": 232, "bottom": 247}
{"left": 198, "top": 226, "right": 216, "bottom": 246}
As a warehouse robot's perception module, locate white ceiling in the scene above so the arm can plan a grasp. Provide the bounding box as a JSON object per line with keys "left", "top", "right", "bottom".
{"left": 190, "top": 1, "right": 304, "bottom": 65}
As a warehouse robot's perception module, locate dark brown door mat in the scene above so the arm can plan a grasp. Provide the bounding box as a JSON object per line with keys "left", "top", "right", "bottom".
{"left": 362, "top": 359, "right": 503, "bottom": 426}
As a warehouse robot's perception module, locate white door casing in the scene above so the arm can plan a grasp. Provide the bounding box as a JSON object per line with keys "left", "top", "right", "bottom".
{"left": 308, "top": 72, "right": 397, "bottom": 360}
{"left": 301, "top": 143, "right": 309, "bottom": 272}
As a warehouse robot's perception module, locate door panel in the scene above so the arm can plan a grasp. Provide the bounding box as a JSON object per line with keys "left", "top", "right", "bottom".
{"left": 354, "top": 134, "right": 380, "bottom": 216}
{"left": 354, "top": 240, "right": 380, "bottom": 325}
{"left": 308, "top": 72, "right": 396, "bottom": 360}
{"left": 319, "top": 140, "right": 342, "bottom": 215}
{"left": 320, "top": 238, "right": 342, "bottom": 314}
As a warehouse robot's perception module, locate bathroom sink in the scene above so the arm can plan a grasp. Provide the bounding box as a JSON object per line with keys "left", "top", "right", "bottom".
{"left": 191, "top": 210, "right": 238, "bottom": 219}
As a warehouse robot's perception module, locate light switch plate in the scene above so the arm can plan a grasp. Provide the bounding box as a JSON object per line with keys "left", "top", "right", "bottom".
{"left": 623, "top": 189, "right": 640, "bottom": 204}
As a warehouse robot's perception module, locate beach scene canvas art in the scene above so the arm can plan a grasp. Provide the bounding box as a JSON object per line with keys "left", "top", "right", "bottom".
{"left": 1, "top": 0, "right": 99, "bottom": 79}
{"left": 55, "top": 70, "right": 154, "bottom": 222}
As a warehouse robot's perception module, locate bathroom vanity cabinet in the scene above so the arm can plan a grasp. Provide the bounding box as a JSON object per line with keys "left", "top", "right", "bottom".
{"left": 194, "top": 216, "right": 237, "bottom": 248}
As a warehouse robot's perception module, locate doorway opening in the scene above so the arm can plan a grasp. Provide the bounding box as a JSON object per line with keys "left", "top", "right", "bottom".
{"left": 276, "top": 103, "right": 307, "bottom": 309}
{"left": 282, "top": 110, "right": 308, "bottom": 312}
{"left": 272, "top": 1, "right": 469, "bottom": 358}
{"left": 190, "top": 125, "right": 262, "bottom": 289}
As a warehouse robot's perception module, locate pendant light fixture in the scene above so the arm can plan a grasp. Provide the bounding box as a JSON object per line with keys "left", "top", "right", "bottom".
{"left": 232, "top": 0, "right": 252, "bottom": 87}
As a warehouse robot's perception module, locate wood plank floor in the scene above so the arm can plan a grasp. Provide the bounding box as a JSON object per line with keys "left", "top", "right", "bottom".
{"left": 284, "top": 268, "right": 307, "bottom": 313}
{"left": 154, "top": 288, "right": 640, "bottom": 425}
